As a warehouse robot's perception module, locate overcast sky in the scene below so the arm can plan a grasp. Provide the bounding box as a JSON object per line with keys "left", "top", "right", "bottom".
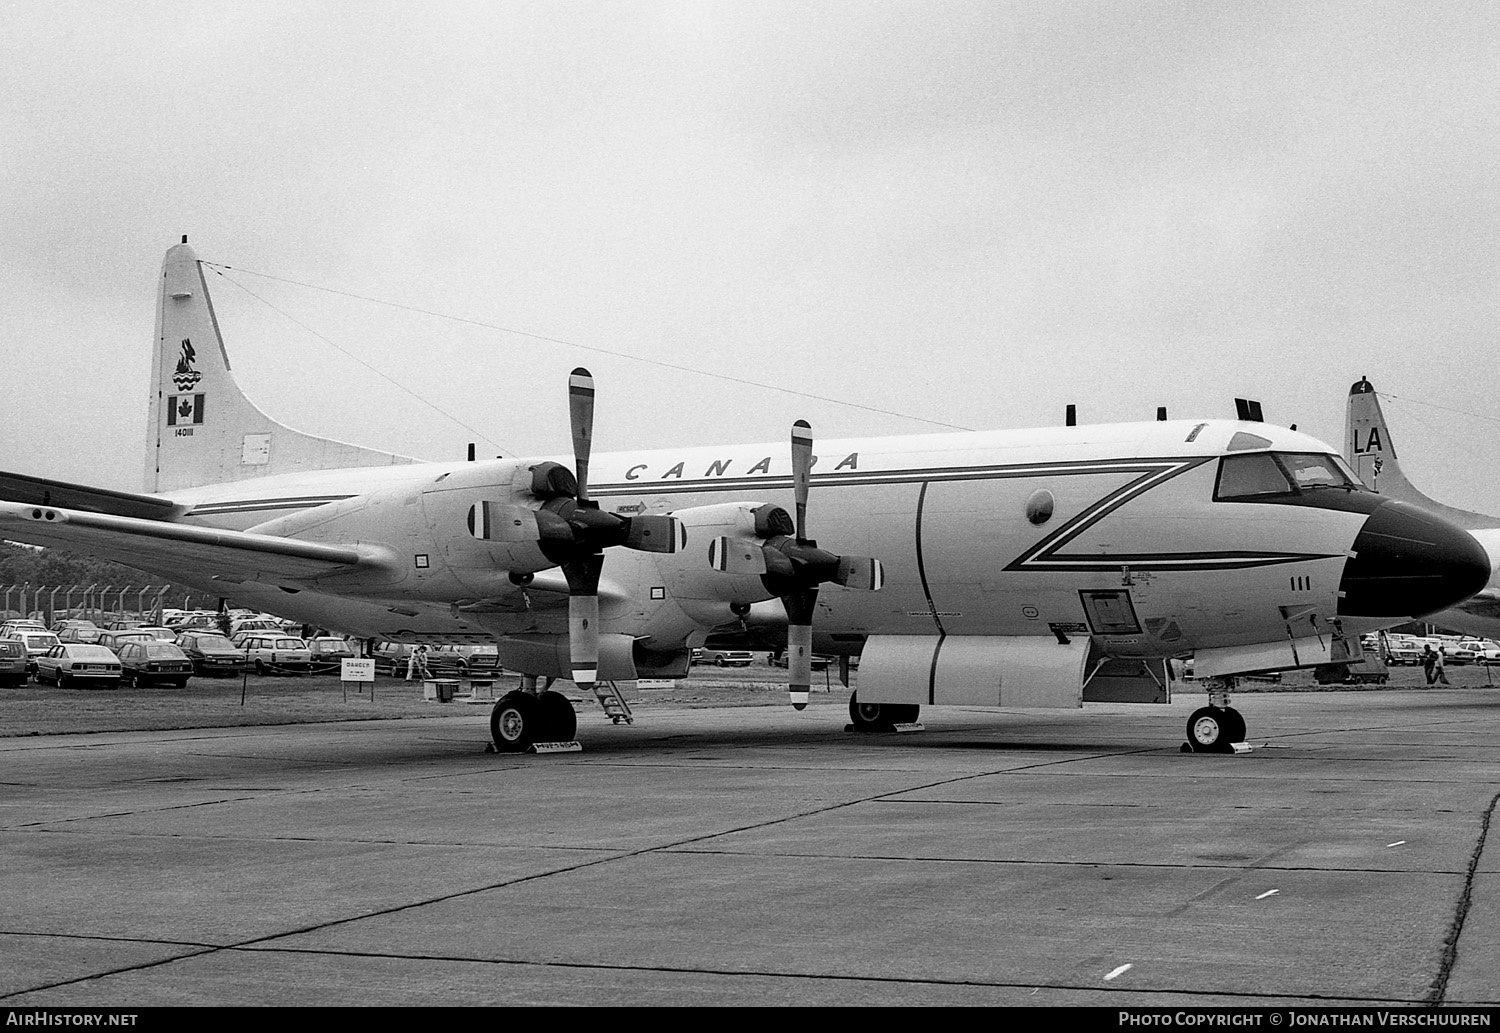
{"left": 2, "top": 1, "right": 1497, "bottom": 509}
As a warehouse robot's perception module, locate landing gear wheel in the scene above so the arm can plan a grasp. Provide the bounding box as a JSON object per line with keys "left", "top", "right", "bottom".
{"left": 848, "top": 692, "right": 920, "bottom": 732}
{"left": 490, "top": 691, "right": 538, "bottom": 753}
{"left": 535, "top": 690, "right": 577, "bottom": 742}
{"left": 1187, "top": 706, "right": 1236, "bottom": 753}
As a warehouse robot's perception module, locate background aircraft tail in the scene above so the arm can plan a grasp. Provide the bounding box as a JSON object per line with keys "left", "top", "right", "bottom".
{"left": 1344, "top": 377, "right": 1494, "bottom": 530}
{"left": 145, "top": 240, "right": 418, "bottom": 493}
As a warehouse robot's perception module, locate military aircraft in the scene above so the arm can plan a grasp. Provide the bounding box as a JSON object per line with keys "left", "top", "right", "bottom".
{"left": 1345, "top": 377, "right": 1500, "bottom": 638}
{"left": 0, "top": 241, "right": 1488, "bottom": 754}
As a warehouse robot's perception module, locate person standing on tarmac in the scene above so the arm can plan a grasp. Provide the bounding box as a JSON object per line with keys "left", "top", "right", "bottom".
{"left": 1422, "top": 644, "right": 1438, "bottom": 685}
{"left": 406, "top": 644, "right": 432, "bottom": 681}
{"left": 1433, "top": 645, "right": 1450, "bottom": 684}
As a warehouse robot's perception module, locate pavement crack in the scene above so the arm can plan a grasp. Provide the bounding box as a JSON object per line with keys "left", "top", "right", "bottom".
{"left": 1425, "top": 789, "right": 1499, "bottom": 1006}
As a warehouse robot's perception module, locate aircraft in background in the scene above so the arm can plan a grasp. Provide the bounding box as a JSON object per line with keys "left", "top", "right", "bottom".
{"left": 0, "top": 241, "right": 1488, "bottom": 754}
{"left": 1345, "top": 377, "right": 1500, "bottom": 638}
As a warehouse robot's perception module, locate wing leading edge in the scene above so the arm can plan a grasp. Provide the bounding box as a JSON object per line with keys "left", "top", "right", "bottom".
{"left": 0, "top": 502, "right": 390, "bottom": 585}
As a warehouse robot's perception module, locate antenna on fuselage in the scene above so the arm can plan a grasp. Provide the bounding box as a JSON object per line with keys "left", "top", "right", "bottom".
{"left": 1157, "top": 407, "right": 1167, "bottom": 421}
{"left": 1065, "top": 404, "right": 1076, "bottom": 427}
{"left": 1234, "top": 398, "right": 1265, "bottom": 422}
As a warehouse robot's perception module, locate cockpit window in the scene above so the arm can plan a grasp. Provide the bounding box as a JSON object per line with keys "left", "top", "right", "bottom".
{"left": 1216, "top": 453, "right": 1293, "bottom": 498}
{"left": 1279, "top": 453, "right": 1354, "bottom": 489}
{"left": 1215, "top": 451, "right": 1359, "bottom": 501}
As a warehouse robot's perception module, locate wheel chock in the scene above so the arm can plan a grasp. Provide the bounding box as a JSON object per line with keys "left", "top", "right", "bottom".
{"left": 528, "top": 740, "right": 583, "bottom": 754}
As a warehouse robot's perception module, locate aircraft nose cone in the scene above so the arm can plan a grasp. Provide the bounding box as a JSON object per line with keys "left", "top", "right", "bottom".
{"left": 1338, "top": 500, "right": 1491, "bottom": 617}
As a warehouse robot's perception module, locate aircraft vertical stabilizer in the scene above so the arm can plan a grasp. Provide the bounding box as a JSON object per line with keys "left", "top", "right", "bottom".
{"left": 145, "top": 240, "right": 419, "bottom": 493}
{"left": 1344, "top": 377, "right": 1493, "bottom": 530}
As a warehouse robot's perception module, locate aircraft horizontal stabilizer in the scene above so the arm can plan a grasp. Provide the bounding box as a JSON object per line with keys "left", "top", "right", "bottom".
{"left": 0, "top": 502, "right": 390, "bottom": 584}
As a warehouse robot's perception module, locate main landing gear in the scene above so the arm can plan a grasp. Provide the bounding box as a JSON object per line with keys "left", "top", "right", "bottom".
{"left": 489, "top": 687, "right": 578, "bottom": 753}
{"left": 1184, "top": 678, "right": 1247, "bottom": 754}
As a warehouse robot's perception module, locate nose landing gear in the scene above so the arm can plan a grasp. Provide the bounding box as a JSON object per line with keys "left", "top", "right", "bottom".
{"left": 1184, "top": 679, "right": 1247, "bottom": 753}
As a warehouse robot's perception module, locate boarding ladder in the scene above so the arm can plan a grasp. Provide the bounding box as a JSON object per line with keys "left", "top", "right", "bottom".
{"left": 592, "top": 681, "right": 633, "bottom": 724}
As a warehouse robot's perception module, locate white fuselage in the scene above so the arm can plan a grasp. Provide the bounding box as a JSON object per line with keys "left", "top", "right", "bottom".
{"left": 160, "top": 418, "right": 1373, "bottom": 663}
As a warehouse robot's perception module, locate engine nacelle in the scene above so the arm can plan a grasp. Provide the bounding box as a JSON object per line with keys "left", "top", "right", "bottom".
{"left": 651, "top": 502, "right": 780, "bottom": 610}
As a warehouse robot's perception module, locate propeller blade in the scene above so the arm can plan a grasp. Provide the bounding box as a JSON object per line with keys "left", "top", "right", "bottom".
{"left": 568, "top": 592, "right": 600, "bottom": 688}
{"left": 791, "top": 420, "right": 812, "bottom": 541}
{"left": 834, "top": 555, "right": 885, "bottom": 591}
{"left": 569, "top": 367, "right": 594, "bottom": 503}
{"left": 624, "top": 513, "right": 684, "bottom": 554}
{"left": 786, "top": 620, "right": 813, "bottom": 710}
{"left": 709, "top": 535, "right": 768, "bottom": 575}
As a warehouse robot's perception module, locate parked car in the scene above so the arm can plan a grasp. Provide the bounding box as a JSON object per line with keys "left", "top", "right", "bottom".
{"left": 452, "top": 644, "right": 501, "bottom": 673}
{"left": 0, "top": 638, "right": 29, "bottom": 686}
{"left": 97, "top": 629, "right": 158, "bottom": 654}
{"left": 238, "top": 634, "right": 313, "bottom": 674}
{"left": 11, "top": 630, "right": 62, "bottom": 674}
{"left": 307, "top": 636, "right": 357, "bottom": 672}
{"left": 1383, "top": 637, "right": 1423, "bottom": 666}
{"left": 693, "top": 649, "right": 755, "bottom": 667}
{"left": 230, "top": 618, "right": 282, "bottom": 639}
{"left": 34, "top": 644, "right": 122, "bottom": 689}
{"left": 57, "top": 625, "right": 105, "bottom": 644}
{"left": 175, "top": 632, "right": 248, "bottom": 676}
{"left": 134, "top": 626, "right": 180, "bottom": 642}
{"left": 115, "top": 641, "right": 195, "bottom": 687}
{"left": 769, "top": 652, "right": 832, "bottom": 671}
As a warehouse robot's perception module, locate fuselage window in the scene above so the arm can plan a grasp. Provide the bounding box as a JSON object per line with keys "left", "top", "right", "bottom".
{"left": 1215, "top": 453, "right": 1292, "bottom": 499}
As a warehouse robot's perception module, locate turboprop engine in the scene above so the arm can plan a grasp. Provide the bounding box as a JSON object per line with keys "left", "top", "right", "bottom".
{"left": 651, "top": 502, "right": 781, "bottom": 623}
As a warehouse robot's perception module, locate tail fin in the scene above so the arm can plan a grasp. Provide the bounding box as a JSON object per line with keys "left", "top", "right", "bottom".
{"left": 145, "top": 240, "right": 418, "bottom": 493}
{"left": 1344, "top": 377, "right": 1494, "bottom": 530}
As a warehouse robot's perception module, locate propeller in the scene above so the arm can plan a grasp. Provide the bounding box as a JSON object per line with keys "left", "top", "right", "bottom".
{"left": 474, "top": 367, "right": 684, "bottom": 691}
{"left": 709, "top": 420, "right": 884, "bottom": 709}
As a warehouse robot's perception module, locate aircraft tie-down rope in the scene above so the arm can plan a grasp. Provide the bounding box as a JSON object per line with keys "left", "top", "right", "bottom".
{"left": 201, "top": 261, "right": 976, "bottom": 449}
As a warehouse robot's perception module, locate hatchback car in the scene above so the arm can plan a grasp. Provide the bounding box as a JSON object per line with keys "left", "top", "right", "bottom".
{"left": 115, "top": 641, "right": 195, "bottom": 687}
{"left": 34, "top": 644, "right": 122, "bottom": 689}
{"left": 307, "top": 636, "right": 357, "bottom": 672}
{"left": 97, "top": 629, "right": 158, "bottom": 651}
{"left": 175, "top": 632, "right": 248, "bottom": 676}
{"left": 0, "top": 638, "right": 29, "bottom": 686}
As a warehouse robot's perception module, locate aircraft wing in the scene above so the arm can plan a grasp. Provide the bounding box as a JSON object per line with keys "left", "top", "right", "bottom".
{"left": 0, "top": 470, "right": 180, "bottom": 520}
{"left": 0, "top": 502, "right": 388, "bottom": 584}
